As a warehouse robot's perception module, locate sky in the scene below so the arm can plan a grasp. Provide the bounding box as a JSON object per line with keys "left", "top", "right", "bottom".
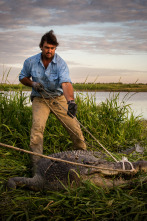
{"left": 0, "top": 0, "right": 147, "bottom": 84}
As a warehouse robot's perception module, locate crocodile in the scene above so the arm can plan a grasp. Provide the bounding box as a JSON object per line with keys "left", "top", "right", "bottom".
{"left": 7, "top": 150, "right": 147, "bottom": 191}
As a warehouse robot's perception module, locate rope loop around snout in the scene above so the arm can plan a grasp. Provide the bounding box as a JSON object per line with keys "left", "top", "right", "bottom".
{"left": 120, "top": 157, "right": 135, "bottom": 171}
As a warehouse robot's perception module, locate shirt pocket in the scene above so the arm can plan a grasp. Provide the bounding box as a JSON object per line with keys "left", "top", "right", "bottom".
{"left": 47, "top": 73, "right": 59, "bottom": 90}
{"left": 31, "top": 70, "right": 44, "bottom": 81}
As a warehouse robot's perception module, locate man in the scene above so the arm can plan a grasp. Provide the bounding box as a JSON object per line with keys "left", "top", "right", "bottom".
{"left": 19, "top": 30, "right": 86, "bottom": 170}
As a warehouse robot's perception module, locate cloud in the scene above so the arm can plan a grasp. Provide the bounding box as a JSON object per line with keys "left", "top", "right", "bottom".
{"left": 0, "top": 0, "right": 147, "bottom": 84}
{"left": 70, "top": 66, "right": 147, "bottom": 83}
{"left": 1, "top": 0, "right": 147, "bottom": 55}
{"left": 1, "top": 0, "right": 147, "bottom": 30}
{"left": 1, "top": 21, "right": 146, "bottom": 62}
{"left": 58, "top": 21, "right": 147, "bottom": 54}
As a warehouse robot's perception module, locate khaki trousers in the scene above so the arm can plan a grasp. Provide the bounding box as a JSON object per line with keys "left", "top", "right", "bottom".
{"left": 30, "top": 96, "right": 86, "bottom": 164}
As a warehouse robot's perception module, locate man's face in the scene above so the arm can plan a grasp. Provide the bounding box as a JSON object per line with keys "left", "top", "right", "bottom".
{"left": 41, "top": 41, "right": 56, "bottom": 60}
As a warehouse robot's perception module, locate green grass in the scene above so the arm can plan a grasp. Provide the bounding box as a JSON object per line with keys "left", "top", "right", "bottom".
{"left": 1, "top": 83, "right": 147, "bottom": 92}
{"left": 73, "top": 82, "right": 147, "bottom": 92}
{"left": 0, "top": 90, "right": 147, "bottom": 220}
{"left": 0, "top": 182, "right": 147, "bottom": 220}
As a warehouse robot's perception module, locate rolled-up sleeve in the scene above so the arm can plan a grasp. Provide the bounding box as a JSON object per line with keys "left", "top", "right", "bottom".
{"left": 58, "top": 59, "right": 71, "bottom": 85}
{"left": 19, "top": 59, "right": 31, "bottom": 81}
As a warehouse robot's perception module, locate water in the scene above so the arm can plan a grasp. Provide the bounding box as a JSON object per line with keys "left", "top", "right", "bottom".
{"left": 75, "top": 91, "right": 147, "bottom": 120}
{"left": 1, "top": 91, "right": 147, "bottom": 119}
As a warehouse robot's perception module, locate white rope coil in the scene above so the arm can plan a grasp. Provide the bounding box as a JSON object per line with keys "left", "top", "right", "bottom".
{"left": 120, "top": 157, "right": 135, "bottom": 171}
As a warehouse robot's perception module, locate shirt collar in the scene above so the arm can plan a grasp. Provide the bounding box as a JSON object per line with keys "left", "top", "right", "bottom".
{"left": 52, "top": 53, "right": 57, "bottom": 63}
{"left": 37, "top": 53, "right": 57, "bottom": 64}
{"left": 37, "top": 53, "right": 42, "bottom": 63}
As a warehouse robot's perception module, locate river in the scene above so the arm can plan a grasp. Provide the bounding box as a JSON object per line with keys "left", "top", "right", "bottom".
{"left": 1, "top": 91, "right": 147, "bottom": 120}
{"left": 75, "top": 91, "right": 147, "bottom": 120}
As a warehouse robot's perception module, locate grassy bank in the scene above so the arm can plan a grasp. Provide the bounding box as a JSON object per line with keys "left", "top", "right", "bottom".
{"left": 73, "top": 82, "right": 147, "bottom": 92}
{"left": 1, "top": 82, "right": 147, "bottom": 92}
{"left": 0, "top": 91, "right": 147, "bottom": 220}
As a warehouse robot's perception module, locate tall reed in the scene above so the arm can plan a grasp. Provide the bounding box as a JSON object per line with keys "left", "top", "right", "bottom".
{"left": 0, "top": 90, "right": 146, "bottom": 221}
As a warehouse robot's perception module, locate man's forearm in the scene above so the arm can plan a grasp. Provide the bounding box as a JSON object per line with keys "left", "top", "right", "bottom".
{"left": 20, "top": 77, "right": 33, "bottom": 87}
{"left": 62, "top": 82, "right": 74, "bottom": 102}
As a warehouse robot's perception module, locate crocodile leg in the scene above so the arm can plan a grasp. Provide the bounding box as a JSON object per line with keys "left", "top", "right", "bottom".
{"left": 7, "top": 175, "right": 44, "bottom": 191}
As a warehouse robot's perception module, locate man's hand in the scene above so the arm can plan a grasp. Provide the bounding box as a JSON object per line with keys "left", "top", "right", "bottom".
{"left": 32, "top": 82, "right": 44, "bottom": 92}
{"left": 67, "top": 100, "right": 77, "bottom": 118}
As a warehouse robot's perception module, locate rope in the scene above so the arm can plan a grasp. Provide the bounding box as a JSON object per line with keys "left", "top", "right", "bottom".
{"left": 0, "top": 142, "right": 136, "bottom": 173}
{"left": 39, "top": 89, "right": 136, "bottom": 171}
{"left": 120, "top": 157, "right": 135, "bottom": 171}
{"left": 40, "top": 89, "right": 119, "bottom": 163}
{"left": 0, "top": 89, "right": 135, "bottom": 172}
{"left": 39, "top": 92, "right": 89, "bottom": 148}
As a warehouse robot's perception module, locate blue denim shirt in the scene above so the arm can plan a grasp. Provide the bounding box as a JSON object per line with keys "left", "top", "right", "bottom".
{"left": 19, "top": 53, "right": 71, "bottom": 98}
